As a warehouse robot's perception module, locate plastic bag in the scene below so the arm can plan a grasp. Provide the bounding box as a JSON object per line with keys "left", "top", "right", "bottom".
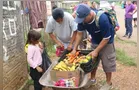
{"left": 41, "top": 48, "right": 52, "bottom": 73}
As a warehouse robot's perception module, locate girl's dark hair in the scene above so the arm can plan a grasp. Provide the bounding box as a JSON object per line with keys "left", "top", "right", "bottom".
{"left": 26, "top": 30, "right": 41, "bottom": 44}
{"left": 52, "top": 8, "right": 64, "bottom": 20}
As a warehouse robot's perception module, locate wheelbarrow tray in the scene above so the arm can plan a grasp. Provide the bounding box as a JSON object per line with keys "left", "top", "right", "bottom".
{"left": 39, "top": 50, "right": 100, "bottom": 89}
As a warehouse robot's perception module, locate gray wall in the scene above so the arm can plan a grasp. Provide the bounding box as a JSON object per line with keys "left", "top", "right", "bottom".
{"left": 3, "top": 1, "right": 28, "bottom": 90}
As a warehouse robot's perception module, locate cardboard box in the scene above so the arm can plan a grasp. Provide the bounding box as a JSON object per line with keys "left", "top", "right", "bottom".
{"left": 50, "top": 69, "right": 81, "bottom": 86}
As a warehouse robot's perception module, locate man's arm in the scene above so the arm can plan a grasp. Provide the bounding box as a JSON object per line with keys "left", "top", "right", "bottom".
{"left": 49, "top": 33, "right": 63, "bottom": 47}
{"left": 129, "top": 4, "right": 137, "bottom": 15}
{"left": 95, "top": 39, "right": 109, "bottom": 52}
{"left": 91, "top": 39, "right": 109, "bottom": 58}
{"left": 90, "top": 14, "right": 111, "bottom": 58}
{"left": 132, "top": 6, "right": 137, "bottom": 14}
{"left": 71, "top": 31, "right": 83, "bottom": 53}
{"left": 67, "top": 31, "right": 77, "bottom": 50}
{"left": 70, "top": 31, "right": 77, "bottom": 44}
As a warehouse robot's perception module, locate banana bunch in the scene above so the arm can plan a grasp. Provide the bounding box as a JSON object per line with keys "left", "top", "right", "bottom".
{"left": 53, "top": 61, "right": 76, "bottom": 71}
{"left": 53, "top": 55, "right": 92, "bottom": 71}
{"left": 79, "top": 55, "right": 92, "bottom": 64}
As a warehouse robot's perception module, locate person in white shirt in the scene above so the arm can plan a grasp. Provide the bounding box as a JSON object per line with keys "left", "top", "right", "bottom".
{"left": 46, "top": 8, "right": 77, "bottom": 50}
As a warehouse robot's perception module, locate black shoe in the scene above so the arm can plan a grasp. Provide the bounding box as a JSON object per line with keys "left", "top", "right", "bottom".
{"left": 123, "top": 35, "right": 127, "bottom": 37}
{"left": 128, "top": 36, "right": 131, "bottom": 39}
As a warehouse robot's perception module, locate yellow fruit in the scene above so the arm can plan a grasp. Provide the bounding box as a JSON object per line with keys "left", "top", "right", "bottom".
{"left": 67, "top": 67, "right": 71, "bottom": 71}
{"left": 82, "top": 59, "right": 88, "bottom": 63}
{"left": 65, "top": 60, "right": 69, "bottom": 65}
{"left": 61, "top": 67, "right": 67, "bottom": 71}
{"left": 54, "top": 67, "right": 58, "bottom": 70}
{"left": 72, "top": 63, "right": 76, "bottom": 66}
{"left": 59, "top": 69, "right": 62, "bottom": 71}
{"left": 59, "top": 61, "right": 67, "bottom": 68}
{"left": 86, "top": 55, "right": 92, "bottom": 60}
{"left": 79, "top": 59, "right": 83, "bottom": 64}
{"left": 70, "top": 65, "right": 76, "bottom": 71}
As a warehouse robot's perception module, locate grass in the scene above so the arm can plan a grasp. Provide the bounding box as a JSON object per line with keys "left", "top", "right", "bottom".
{"left": 115, "top": 36, "right": 137, "bottom": 66}
{"left": 42, "top": 31, "right": 56, "bottom": 57}
{"left": 115, "top": 36, "right": 137, "bottom": 46}
{"left": 21, "top": 79, "right": 34, "bottom": 90}
{"left": 27, "top": 79, "right": 34, "bottom": 85}
{"left": 46, "top": 43, "right": 55, "bottom": 56}
{"left": 115, "top": 1, "right": 122, "bottom": 6}
{"left": 116, "top": 48, "right": 136, "bottom": 66}
{"left": 99, "top": 80, "right": 106, "bottom": 85}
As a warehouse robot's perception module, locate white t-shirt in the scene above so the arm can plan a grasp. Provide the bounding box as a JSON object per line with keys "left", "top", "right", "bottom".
{"left": 133, "top": 6, "right": 137, "bottom": 19}
{"left": 133, "top": 12, "right": 137, "bottom": 18}
{"left": 46, "top": 12, "right": 77, "bottom": 44}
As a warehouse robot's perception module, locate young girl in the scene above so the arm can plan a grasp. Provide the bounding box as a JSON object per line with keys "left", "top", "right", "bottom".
{"left": 26, "top": 30, "right": 43, "bottom": 90}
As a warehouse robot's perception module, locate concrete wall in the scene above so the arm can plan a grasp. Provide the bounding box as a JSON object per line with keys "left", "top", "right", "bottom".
{"left": 3, "top": 1, "right": 28, "bottom": 90}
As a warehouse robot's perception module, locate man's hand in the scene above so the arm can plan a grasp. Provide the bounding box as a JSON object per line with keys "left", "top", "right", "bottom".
{"left": 49, "top": 33, "right": 64, "bottom": 48}
{"left": 89, "top": 50, "right": 98, "bottom": 59}
{"left": 67, "top": 43, "right": 72, "bottom": 51}
{"left": 36, "top": 66, "right": 43, "bottom": 73}
{"left": 115, "top": 26, "right": 120, "bottom": 31}
{"left": 57, "top": 41, "right": 64, "bottom": 48}
{"left": 70, "top": 49, "right": 77, "bottom": 55}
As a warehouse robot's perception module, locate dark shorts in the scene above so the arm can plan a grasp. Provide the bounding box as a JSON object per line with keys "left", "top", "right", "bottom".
{"left": 92, "top": 43, "right": 116, "bottom": 72}
{"left": 133, "top": 18, "right": 137, "bottom": 21}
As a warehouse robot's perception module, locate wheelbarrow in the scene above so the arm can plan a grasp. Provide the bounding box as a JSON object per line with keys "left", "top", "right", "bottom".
{"left": 39, "top": 50, "right": 100, "bottom": 90}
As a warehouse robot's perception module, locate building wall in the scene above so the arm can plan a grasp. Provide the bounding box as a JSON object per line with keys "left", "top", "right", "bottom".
{"left": 3, "top": 1, "right": 28, "bottom": 90}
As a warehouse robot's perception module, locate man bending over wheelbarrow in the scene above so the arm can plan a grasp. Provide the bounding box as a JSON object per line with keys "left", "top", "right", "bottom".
{"left": 71, "top": 4, "right": 116, "bottom": 90}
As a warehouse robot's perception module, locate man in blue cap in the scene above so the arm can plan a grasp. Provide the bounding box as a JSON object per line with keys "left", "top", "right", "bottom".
{"left": 71, "top": 4, "right": 116, "bottom": 90}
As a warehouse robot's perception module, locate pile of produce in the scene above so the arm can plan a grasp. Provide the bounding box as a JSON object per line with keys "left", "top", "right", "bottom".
{"left": 53, "top": 51, "right": 92, "bottom": 71}
{"left": 54, "top": 77, "right": 78, "bottom": 87}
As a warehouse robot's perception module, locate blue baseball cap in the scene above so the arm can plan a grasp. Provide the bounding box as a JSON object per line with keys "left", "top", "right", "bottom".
{"left": 75, "top": 4, "right": 91, "bottom": 23}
